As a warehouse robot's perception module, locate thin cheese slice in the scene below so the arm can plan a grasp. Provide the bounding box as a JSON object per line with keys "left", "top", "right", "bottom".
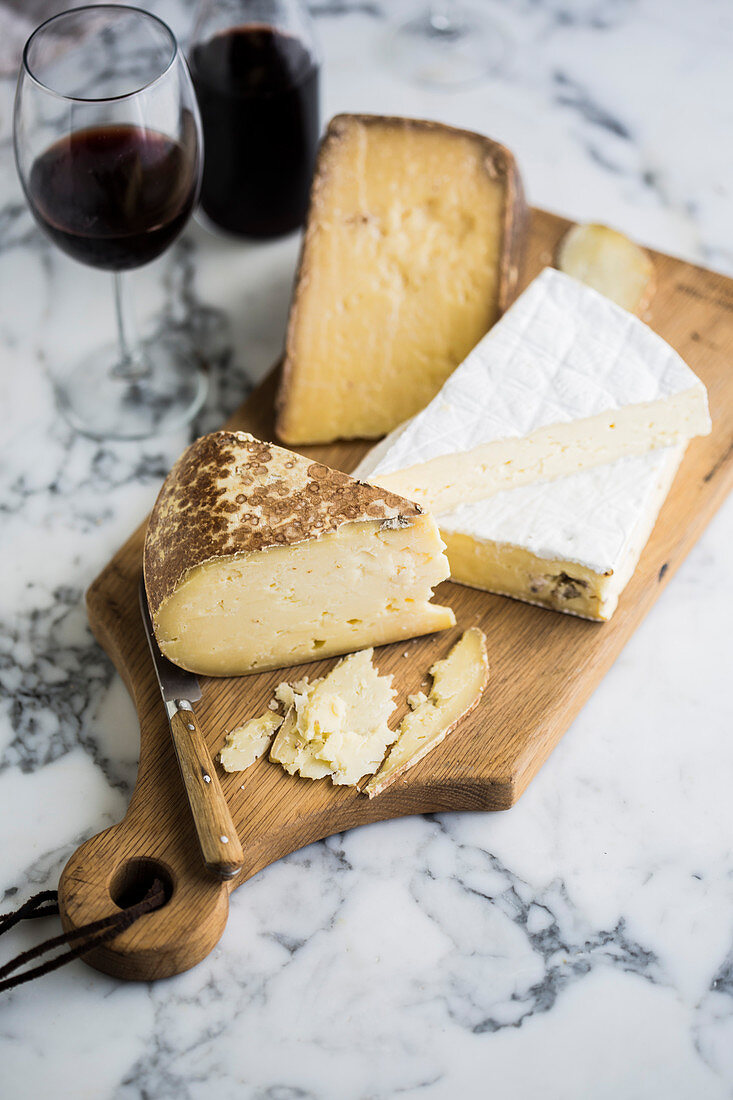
{"left": 270, "top": 650, "right": 397, "bottom": 786}
{"left": 277, "top": 113, "right": 526, "bottom": 444}
{"left": 557, "top": 223, "right": 655, "bottom": 315}
{"left": 143, "top": 431, "right": 455, "bottom": 676}
{"left": 358, "top": 268, "right": 710, "bottom": 515}
{"left": 220, "top": 711, "right": 283, "bottom": 772}
{"left": 364, "top": 628, "right": 489, "bottom": 798}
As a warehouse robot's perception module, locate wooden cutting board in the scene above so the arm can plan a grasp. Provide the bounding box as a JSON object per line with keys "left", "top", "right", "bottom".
{"left": 59, "top": 209, "right": 733, "bottom": 982}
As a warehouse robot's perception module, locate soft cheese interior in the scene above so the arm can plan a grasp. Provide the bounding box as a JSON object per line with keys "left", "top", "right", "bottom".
{"left": 363, "top": 268, "right": 710, "bottom": 514}
{"left": 153, "top": 515, "right": 455, "bottom": 676}
{"left": 440, "top": 447, "right": 685, "bottom": 620}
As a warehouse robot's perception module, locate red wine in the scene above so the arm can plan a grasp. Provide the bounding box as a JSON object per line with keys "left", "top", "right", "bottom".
{"left": 190, "top": 25, "right": 319, "bottom": 238}
{"left": 27, "top": 124, "right": 198, "bottom": 271}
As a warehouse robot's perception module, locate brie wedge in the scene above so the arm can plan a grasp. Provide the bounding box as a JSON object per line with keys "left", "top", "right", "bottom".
{"left": 440, "top": 446, "right": 685, "bottom": 620}
{"left": 360, "top": 268, "right": 710, "bottom": 515}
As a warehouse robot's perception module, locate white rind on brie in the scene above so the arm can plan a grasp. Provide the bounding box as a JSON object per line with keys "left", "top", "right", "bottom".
{"left": 440, "top": 446, "right": 685, "bottom": 620}
{"left": 355, "top": 430, "right": 686, "bottom": 621}
{"left": 440, "top": 446, "right": 684, "bottom": 576}
{"left": 360, "top": 268, "right": 710, "bottom": 514}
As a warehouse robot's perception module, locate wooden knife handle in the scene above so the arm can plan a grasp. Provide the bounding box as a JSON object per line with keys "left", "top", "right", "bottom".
{"left": 168, "top": 704, "right": 244, "bottom": 879}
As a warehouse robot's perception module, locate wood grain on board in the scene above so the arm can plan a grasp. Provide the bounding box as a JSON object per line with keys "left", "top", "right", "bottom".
{"left": 58, "top": 209, "right": 733, "bottom": 981}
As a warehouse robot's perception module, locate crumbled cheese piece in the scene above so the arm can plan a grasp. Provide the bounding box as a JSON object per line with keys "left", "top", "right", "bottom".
{"left": 220, "top": 711, "right": 284, "bottom": 773}
{"left": 270, "top": 650, "right": 397, "bottom": 786}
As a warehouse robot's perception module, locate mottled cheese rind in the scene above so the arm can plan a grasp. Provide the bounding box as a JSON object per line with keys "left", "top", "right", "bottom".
{"left": 277, "top": 113, "right": 527, "bottom": 444}
{"left": 143, "top": 431, "right": 455, "bottom": 675}
{"left": 365, "top": 628, "right": 489, "bottom": 798}
{"left": 145, "top": 430, "right": 424, "bottom": 618}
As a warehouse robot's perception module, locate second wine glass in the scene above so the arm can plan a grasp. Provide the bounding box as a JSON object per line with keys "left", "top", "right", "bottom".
{"left": 14, "top": 4, "right": 206, "bottom": 441}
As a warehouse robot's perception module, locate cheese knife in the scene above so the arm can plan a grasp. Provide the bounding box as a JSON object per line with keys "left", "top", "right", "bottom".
{"left": 138, "top": 577, "right": 244, "bottom": 880}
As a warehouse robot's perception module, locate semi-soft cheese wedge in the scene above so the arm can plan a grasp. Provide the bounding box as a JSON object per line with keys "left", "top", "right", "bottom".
{"left": 277, "top": 113, "right": 527, "bottom": 444}
{"left": 364, "top": 628, "right": 489, "bottom": 798}
{"left": 440, "top": 447, "right": 685, "bottom": 621}
{"left": 270, "top": 649, "right": 397, "bottom": 785}
{"left": 359, "top": 268, "right": 710, "bottom": 515}
{"left": 143, "top": 431, "right": 455, "bottom": 676}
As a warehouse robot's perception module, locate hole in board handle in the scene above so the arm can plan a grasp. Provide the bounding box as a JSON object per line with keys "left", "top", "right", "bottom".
{"left": 109, "top": 857, "right": 174, "bottom": 911}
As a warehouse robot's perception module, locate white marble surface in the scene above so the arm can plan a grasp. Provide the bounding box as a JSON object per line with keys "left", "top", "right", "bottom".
{"left": 2, "top": 1, "right": 733, "bottom": 1097}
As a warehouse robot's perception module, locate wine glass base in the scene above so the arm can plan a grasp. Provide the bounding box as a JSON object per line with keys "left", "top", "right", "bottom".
{"left": 55, "top": 332, "right": 209, "bottom": 441}
{"left": 386, "top": 6, "right": 508, "bottom": 89}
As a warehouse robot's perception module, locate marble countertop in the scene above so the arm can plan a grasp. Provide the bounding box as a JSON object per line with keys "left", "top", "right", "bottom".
{"left": 2, "top": 1, "right": 733, "bottom": 1097}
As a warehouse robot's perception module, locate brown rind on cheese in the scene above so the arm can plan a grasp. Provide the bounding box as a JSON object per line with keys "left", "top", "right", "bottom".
{"left": 143, "top": 429, "right": 423, "bottom": 619}
{"left": 276, "top": 113, "right": 528, "bottom": 445}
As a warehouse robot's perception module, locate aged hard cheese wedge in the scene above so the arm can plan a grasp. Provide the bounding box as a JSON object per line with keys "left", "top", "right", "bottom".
{"left": 144, "top": 431, "right": 455, "bottom": 676}
{"left": 360, "top": 268, "right": 711, "bottom": 515}
{"left": 277, "top": 113, "right": 527, "bottom": 444}
{"left": 270, "top": 650, "right": 397, "bottom": 785}
{"left": 364, "top": 628, "right": 489, "bottom": 798}
{"left": 220, "top": 711, "right": 283, "bottom": 773}
{"left": 440, "top": 447, "right": 685, "bottom": 620}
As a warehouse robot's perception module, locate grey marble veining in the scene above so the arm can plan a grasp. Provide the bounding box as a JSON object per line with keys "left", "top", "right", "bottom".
{"left": 1, "top": 1, "right": 733, "bottom": 1097}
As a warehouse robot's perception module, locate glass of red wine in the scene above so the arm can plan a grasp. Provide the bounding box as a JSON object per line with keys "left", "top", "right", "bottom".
{"left": 14, "top": 5, "right": 206, "bottom": 440}
{"left": 189, "top": 0, "right": 320, "bottom": 239}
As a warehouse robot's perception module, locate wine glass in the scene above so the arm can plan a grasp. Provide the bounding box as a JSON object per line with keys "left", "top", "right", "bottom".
{"left": 14, "top": 5, "right": 206, "bottom": 441}
{"left": 386, "top": 1, "right": 509, "bottom": 89}
{"left": 189, "top": 0, "right": 321, "bottom": 239}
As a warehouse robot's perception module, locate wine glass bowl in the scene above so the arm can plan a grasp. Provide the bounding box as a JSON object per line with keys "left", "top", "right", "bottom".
{"left": 14, "top": 5, "right": 207, "bottom": 440}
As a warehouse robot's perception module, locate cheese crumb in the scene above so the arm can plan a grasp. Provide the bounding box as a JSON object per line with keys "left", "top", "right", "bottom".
{"left": 407, "top": 692, "right": 428, "bottom": 710}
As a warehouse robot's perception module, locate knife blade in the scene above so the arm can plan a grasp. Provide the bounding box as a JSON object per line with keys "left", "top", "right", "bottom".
{"left": 138, "top": 576, "right": 244, "bottom": 880}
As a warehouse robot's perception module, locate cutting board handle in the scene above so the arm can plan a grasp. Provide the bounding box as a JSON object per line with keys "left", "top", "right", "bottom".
{"left": 58, "top": 820, "right": 231, "bottom": 981}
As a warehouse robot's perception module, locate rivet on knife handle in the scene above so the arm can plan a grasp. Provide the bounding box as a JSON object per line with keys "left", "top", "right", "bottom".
{"left": 165, "top": 699, "right": 244, "bottom": 879}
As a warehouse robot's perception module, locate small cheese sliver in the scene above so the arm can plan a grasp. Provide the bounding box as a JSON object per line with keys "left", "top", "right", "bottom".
{"left": 556, "top": 223, "right": 655, "bottom": 315}
{"left": 220, "top": 711, "right": 284, "bottom": 773}
{"left": 364, "top": 628, "right": 489, "bottom": 798}
{"left": 270, "top": 649, "right": 398, "bottom": 786}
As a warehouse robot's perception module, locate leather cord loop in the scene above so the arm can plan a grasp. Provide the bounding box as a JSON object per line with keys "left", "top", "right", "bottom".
{"left": 0, "top": 879, "right": 167, "bottom": 993}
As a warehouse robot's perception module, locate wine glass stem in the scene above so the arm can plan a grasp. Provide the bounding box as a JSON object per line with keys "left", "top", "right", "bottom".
{"left": 111, "top": 271, "right": 150, "bottom": 382}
